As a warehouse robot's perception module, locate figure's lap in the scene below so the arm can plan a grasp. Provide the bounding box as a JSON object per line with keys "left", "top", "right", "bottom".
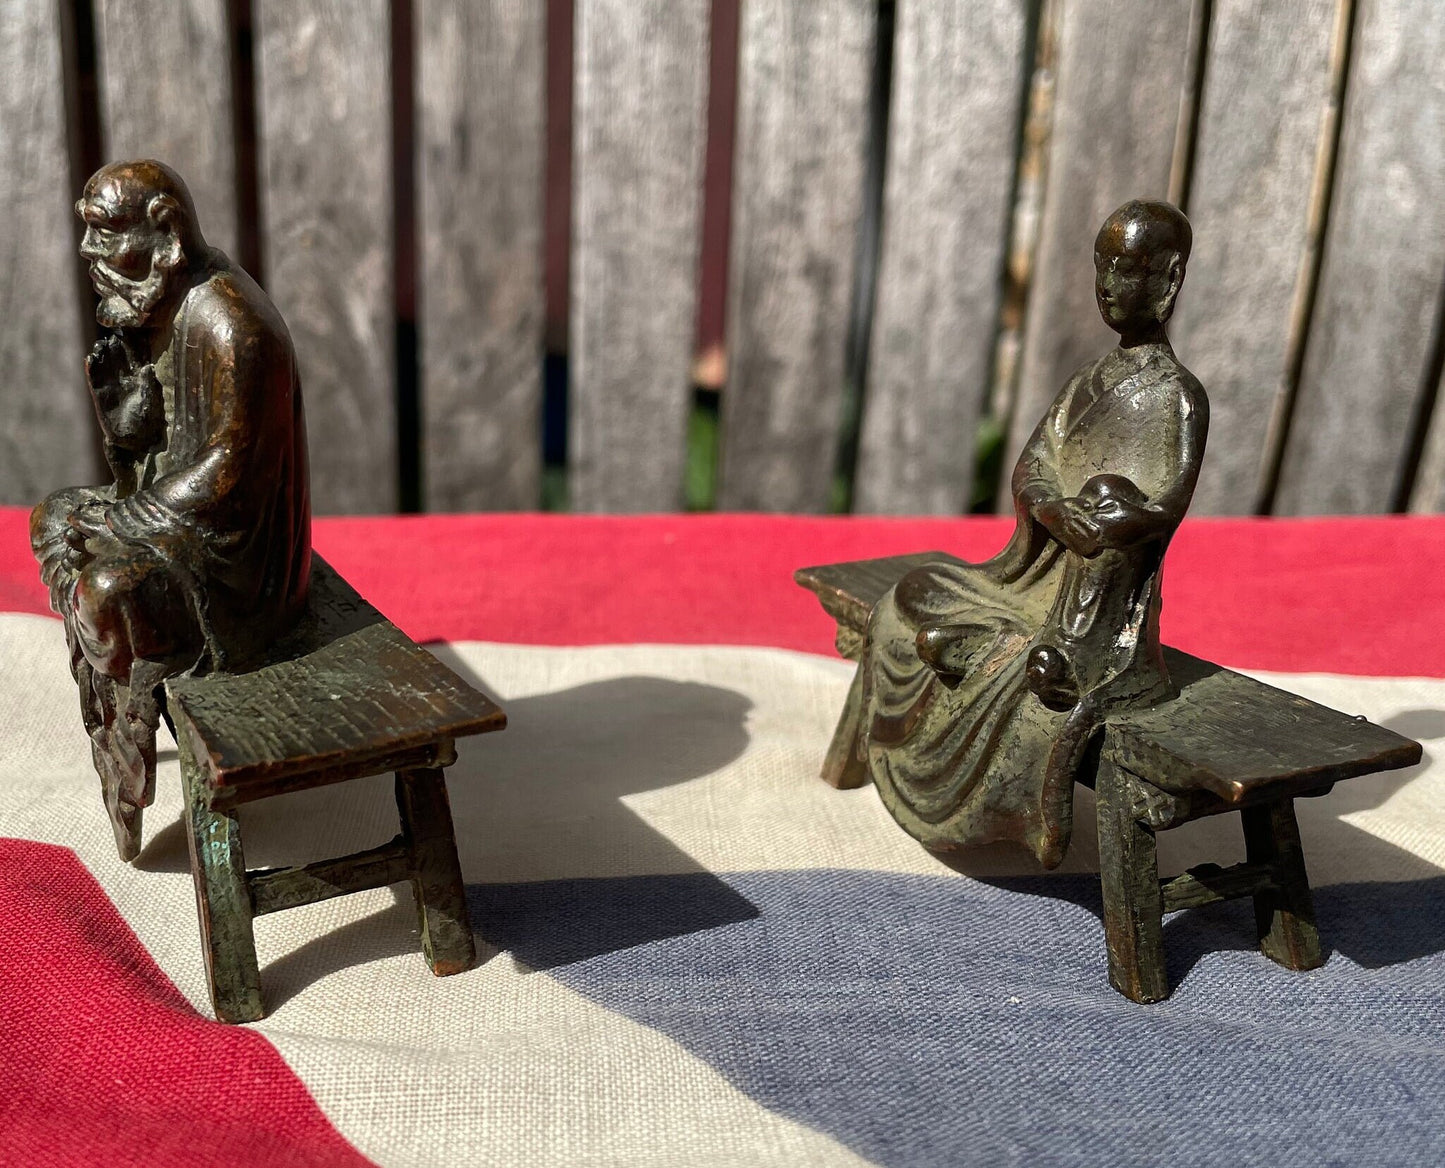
{"left": 891, "top": 562, "right": 1033, "bottom": 629}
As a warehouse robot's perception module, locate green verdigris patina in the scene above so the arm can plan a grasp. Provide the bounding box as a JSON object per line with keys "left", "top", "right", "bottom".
{"left": 839, "top": 200, "right": 1208, "bottom": 868}
{"left": 796, "top": 205, "right": 1424, "bottom": 1000}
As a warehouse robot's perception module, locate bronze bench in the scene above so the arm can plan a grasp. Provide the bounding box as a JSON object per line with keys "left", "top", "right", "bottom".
{"left": 797, "top": 552, "right": 1422, "bottom": 1002}
{"left": 161, "top": 557, "right": 504, "bottom": 1022}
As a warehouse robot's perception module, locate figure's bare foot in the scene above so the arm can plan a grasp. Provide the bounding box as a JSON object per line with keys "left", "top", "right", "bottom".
{"left": 1027, "top": 644, "right": 1078, "bottom": 710}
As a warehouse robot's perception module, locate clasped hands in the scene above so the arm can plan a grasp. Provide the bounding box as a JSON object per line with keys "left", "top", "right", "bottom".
{"left": 1035, "top": 473, "right": 1155, "bottom": 558}
{"left": 914, "top": 473, "right": 1156, "bottom": 678}
{"left": 86, "top": 334, "right": 165, "bottom": 455}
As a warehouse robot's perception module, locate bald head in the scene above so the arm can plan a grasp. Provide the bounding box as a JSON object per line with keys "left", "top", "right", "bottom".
{"left": 77, "top": 160, "right": 209, "bottom": 328}
{"left": 1092, "top": 200, "right": 1191, "bottom": 338}
{"left": 78, "top": 160, "right": 204, "bottom": 250}
{"left": 1096, "top": 200, "right": 1191, "bottom": 267}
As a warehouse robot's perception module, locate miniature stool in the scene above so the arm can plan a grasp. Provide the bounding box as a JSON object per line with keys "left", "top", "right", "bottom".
{"left": 162, "top": 557, "right": 504, "bottom": 1022}
{"left": 798, "top": 553, "right": 1421, "bottom": 1002}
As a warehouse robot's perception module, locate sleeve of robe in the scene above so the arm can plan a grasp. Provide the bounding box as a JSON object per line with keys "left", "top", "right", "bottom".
{"left": 1090, "top": 371, "right": 1209, "bottom": 549}
{"left": 103, "top": 273, "right": 310, "bottom": 628}
{"left": 993, "top": 364, "right": 1091, "bottom": 580}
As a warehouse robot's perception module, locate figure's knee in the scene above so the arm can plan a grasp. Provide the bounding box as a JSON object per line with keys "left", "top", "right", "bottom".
{"left": 73, "top": 559, "right": 138, "bottom": 679}
{"left": 892, "top": 564, "right": 959, "bottom": 620}
{"left": 30, "top": 487, "right": 93, "bottom": 554}
{"left": 73, "top": 551, "right": 193, "bottom": 680}
{"left": 866, "top": 583, "right": 902, "bottom": 641}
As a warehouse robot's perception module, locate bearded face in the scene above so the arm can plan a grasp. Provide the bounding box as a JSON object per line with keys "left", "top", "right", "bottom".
{"left": 76, "top": 188, "right": 183, "bottom": 329}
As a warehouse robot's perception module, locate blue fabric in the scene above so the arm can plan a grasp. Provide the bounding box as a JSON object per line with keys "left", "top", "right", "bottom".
{"left": 472, "top": 870, "right": 1445, "bottom": 1167}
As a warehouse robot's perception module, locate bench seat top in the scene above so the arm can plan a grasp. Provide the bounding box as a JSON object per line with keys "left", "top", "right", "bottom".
{"left": 796, "top": 553, "right": 1421, "bottom": 806}
{"left": 167, "top": 557, "right": 504, "bottom": 804}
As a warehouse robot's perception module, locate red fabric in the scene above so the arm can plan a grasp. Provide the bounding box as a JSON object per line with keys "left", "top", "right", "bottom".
{"left": 0, "top": 839, "right": 374, "bottom": 1168}
{"left": 1, "top": 507, "right": 1441, "bottom": 675}
{"left": 3, "top": 507, "right": 1443, "bottom": 1168}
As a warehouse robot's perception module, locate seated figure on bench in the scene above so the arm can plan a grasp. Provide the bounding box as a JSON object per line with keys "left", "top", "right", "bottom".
{"left": 839, "top": 200, "right": 1208, "bottom": 869}
{"left": 31, "top": 160, "right": 310, "bottom": 858}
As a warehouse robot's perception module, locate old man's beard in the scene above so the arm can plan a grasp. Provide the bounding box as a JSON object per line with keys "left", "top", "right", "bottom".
{"left": 90, "top": 261, "right": 170, "bottom": 329}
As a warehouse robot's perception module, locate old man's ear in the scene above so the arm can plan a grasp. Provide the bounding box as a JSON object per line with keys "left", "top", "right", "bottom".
{"left": 146, "top": 192, "right": 179, "bottom": 230}
{"left": 146, "top": 194, "right": 185, "bottom": 270}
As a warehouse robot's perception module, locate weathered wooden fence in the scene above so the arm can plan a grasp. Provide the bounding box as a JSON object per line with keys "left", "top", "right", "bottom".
{"left": 2, "top": 0, "right": 1442, "bottom": 516}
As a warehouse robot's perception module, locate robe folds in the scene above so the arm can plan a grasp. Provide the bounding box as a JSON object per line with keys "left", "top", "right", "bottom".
{"left": 30, "top": 252, "right": 310, "bottom": 853}
{"left": 35, "top": 254, "right": 311, "bottom": 676}
{"left": 860, "top": 346, "right": 1207, "bottom": 868}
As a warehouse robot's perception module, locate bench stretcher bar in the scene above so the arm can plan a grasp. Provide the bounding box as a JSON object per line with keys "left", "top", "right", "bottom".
{"left": 248, "top": 836, "right": 413, "bottom": 917}
{"left": 1159, "top": 860, "right": 1277, "bottom": 913}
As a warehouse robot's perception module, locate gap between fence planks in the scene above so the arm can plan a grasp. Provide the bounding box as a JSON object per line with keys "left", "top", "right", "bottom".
{"left": 1169, "top": 0, "right": 1340, "bottom": 515}
{"left": 851, "top": 0, "right": 1028, "bottom": 516}
{"left": 0, "top": 0, "right": 94, "bottom": 504}
{"left": 568, "top": 0, "right": 710, "bottom": 513}
{"left": 717, "top": 0, "right": 875, "bottom": 513}
{"left": 1003, "top": 0, "right": 1197, "bottom": 489}
{"left": 417, "top": 0, "right": 544, "bottom": 512}
{"left": 1277, "top": 0, "right": 1445, "bottom": 514}
{"left": 94, "top": 0, "right": 239, "bottom": 262}
{"left": 1414, "top": 360, "right": 1445, "bottom": 512}
{"left": 4, "top": 0, "right": 1445, "bottom": 522}
{"left": 256, "top": 0, "right": 396, "bottom": 515}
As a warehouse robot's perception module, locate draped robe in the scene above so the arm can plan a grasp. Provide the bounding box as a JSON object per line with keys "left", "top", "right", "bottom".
{"left": 31, "top": 254, "right": 310, "bottom": 853}
{"left": 859, "top": 345, "right": 1207, "bottom": 868}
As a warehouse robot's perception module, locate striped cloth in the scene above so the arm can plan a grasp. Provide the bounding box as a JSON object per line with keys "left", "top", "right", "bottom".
{"left": 3, "top": 510, "right": 1445, "bottom": 1167}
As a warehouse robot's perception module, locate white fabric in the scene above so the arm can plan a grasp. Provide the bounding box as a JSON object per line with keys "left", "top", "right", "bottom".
{"left": 2, "top": 611, "right": 1443, "bottom": 1166}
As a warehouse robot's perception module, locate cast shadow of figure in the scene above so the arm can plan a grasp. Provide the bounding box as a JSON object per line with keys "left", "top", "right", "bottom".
{"left": 435, "top": 650, "right": 761, "bottom": 971}
{"left": 137, "top": 658, "right": 759, "bottom": 1006}
{"left": 943, "top": 707, "right": 1445, "bottom": 986}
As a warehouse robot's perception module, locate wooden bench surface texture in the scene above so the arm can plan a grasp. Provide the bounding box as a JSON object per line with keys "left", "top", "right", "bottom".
{"left": 166, "top": 557, "right": 504, "bottom": 795}
{"left": 796, "top": 554, "right": 1421, "bottom": 803}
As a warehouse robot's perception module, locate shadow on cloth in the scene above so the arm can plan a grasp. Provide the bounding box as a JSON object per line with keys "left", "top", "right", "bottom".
{"left": 138, "top": 661, "right": 759, "bottom": 1006}
{"left": 437, "top": 655, "right": 762, "bottom": 971}
{"left": 939, "top": 720, "right": 1444, "bottom": 983}
{"left": 525, "top": 866, "right": 1445, "bottom": 1168}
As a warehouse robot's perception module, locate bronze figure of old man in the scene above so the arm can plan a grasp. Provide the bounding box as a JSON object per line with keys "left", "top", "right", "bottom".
{"left": 827, "top": 200, "right": 1208, "bottom": 869}
{"left": 32, "top": 160, "right": 310, "bottom": 859}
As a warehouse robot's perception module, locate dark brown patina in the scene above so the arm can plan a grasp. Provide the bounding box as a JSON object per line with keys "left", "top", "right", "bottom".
{"left": 32, "top": 160, "right": 310, "bottom": 858}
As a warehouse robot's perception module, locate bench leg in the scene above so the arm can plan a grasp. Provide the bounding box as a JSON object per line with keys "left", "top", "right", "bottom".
{"left": 181, "top": 738, "right": 264, "bottom": 1023}
{"left": 396, "top": 768, "right": 476, "bottom": 976}
{"left": 1242, "top": 799, "right": 1322, "bottom": 971}
{"left": 821, "top": 664, "right": 869, "bottom": 789}
{"left": 1095, "top": 758, "right": 1169, "bottom": 1003}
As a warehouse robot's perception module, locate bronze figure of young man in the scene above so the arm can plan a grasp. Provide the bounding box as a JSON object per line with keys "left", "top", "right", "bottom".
{"left": 841, "top": 200, "right": 1208, "bottom": 869}
{"left": 32, "top": 160, "right": 311, "bottom": 858}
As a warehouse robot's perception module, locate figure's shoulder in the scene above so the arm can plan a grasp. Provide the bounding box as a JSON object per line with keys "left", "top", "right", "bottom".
{"left": 1064, "top": 354, "right": 1104, "bottom": 389}
{"left": 1044, "top": 354, "right": 1103, "bottom": 416}
{"left": 1136, "top": 349, "right": 1208, "bottom": 425}
{"left": 1161, "top": 354, "right": 1208, "bottom": 424}
{"left": 178, "top": 253, "right": 294, "bottom": 358}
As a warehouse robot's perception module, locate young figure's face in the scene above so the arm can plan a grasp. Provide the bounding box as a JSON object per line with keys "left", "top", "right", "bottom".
{"left": 1093, "top": 216, "right": 1182, "bottom": 335}
{"left": 76, "top": 178, "right": 178, "bottom": 328}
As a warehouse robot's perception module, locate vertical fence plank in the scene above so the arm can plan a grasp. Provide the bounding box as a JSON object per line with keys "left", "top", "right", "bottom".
{"left": 417, "top": 0, "right": 544, "bottom": 511}
{"left": 1004, "top": 0, "right": 1196, "bottom": 477}
{"left": 1276, "top": 0, "right": 1445, "bottom": 514}
{"left": 569, "top": 0, "right": 710, "bottom": 512}
{"left": 94, "top": 0, "right": 238, "bottom": 259}
{"left": 1170, "top": 0, "right": 1339, "bottom": 514}
{"left": 716, "top": 0, "right": 875, "bottom": 513}
{"left": 255, "top": 1, "right": 394, "bottom": 514}
{"left": 0, "top": 0, "right": 94, "bottom": 503}
{"left": 853, "top": 0, "right": 1027, "bottom": 515}
{"left": 1414, "top": 357, "right": 1445, "bottom": 510}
